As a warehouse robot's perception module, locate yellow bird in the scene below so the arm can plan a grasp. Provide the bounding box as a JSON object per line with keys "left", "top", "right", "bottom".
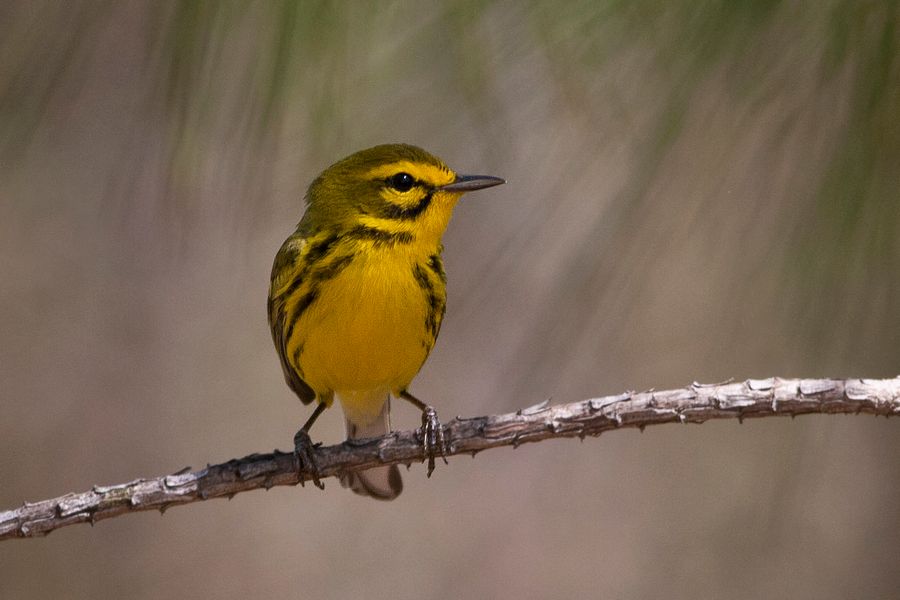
{"left": 268, "top": 144, "right": 504, "bottom": 499}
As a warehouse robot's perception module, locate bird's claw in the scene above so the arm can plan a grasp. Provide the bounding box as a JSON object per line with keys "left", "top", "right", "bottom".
{"left": 293, "top": 429, "right": 324, "bottom": 489}
{"left": 419, "top": 406, "right": 448, "bottom": 477}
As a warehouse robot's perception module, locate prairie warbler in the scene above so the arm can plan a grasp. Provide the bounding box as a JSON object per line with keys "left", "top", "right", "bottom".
{"left": 268, "top": 144, "right": 504, "bottom": 500}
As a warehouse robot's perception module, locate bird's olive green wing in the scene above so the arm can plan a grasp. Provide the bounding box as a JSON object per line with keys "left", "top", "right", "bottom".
{"left": 269, "top": 312, "right": 316, "bottom": 404}
{"left": 268, "top": 236, "right": 316, "bottom": 405}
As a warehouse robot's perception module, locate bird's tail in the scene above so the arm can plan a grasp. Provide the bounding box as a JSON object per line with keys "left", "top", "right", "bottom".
{"left": 339, "top": 394, "right": 402, "bottom": 500}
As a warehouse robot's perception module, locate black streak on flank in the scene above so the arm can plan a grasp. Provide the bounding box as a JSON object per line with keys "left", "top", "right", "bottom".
{"left": 269, "top": 235, "right": 339, "bottom": 344}
{"left": 280, "top": 234, "right": 339, "bottom": 300}
{"left": 302, "top": 234, "right": 339, "bottom": 269}
{"left": 283, "top": 253, "right": 355, "bottom": 357}
{"left": 377, "top": 189, "right": 435, "bottom": 221}
{"left": 413, "top": 263, "right": 445, "bottom": 348}
{"left": 315, "top": 254, "right": 354, "bottom": 282}
{"left": 346, "top": 225, "right": 414, "bottom": 245}
{"left": 426, "top": 253, "right": 446, "bottom": 284}
{"left": 283, "top": 288, "right": 319, "bottom": 354}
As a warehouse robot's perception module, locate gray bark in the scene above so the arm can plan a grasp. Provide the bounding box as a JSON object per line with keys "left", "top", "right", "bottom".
{"left": 2, "top": 377, "right": 898, "bottom": 541}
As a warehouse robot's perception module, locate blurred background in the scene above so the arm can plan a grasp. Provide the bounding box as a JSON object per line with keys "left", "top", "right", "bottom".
{"left": 1, "top": 1, "right": 899, "bottom": 598}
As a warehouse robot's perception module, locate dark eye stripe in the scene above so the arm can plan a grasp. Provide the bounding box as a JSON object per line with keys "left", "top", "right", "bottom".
{"left": 376, "top": 189, "right": 435, "bottom": 220}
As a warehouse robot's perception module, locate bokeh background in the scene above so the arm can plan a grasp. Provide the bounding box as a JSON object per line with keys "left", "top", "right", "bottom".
{"left": 2, "top": 1, "right": 899, "bottom": 598}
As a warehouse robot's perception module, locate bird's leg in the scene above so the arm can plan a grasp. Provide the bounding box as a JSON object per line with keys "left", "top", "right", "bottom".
{"left": 293, "top": 402, "right": 326, "bottom": 489}
{"left": 399, "top": 390, "right": 448, "bottom": 477}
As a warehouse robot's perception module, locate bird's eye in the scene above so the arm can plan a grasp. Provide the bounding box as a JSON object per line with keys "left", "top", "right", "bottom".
{"left": 387, "top": 172, "right": 415, "bottom": 192}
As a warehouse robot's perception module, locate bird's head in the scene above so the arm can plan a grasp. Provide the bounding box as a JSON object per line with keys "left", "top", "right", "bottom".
{"left": 302, "top": 144, "right": 504, "bottom": 245}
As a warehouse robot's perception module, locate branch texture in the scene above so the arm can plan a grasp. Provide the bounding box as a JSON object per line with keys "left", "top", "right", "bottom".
{"left": 3, "top": 377, "right": 898, "bottom": 541}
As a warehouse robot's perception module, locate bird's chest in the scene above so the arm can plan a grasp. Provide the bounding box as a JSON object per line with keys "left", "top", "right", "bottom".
{"left": 330, "top": 252, "right": 429, "bottom": 342}
{"left": 300, "top": 248, "right": 441, "bottom": 392}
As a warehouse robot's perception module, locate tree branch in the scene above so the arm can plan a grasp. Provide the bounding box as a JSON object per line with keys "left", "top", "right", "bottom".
{"left": 3, "top": 377, "right": 898, "bottom": 541}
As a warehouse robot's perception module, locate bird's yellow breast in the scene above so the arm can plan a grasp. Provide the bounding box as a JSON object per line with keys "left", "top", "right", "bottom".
{"left": 291, "top": 244, "right": 439, "bottom": 423}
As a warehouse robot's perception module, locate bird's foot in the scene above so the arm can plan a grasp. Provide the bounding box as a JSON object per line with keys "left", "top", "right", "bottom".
{"left": 418, "top": 406, "right": 448, "bottom": 477}
{"left": 293, "top": 429, "right": 324, "bottom": 489}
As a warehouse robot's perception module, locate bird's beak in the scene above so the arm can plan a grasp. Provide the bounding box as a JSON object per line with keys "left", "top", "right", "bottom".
{"left": 439, "top": 174, "right": 506, "bottom": 192}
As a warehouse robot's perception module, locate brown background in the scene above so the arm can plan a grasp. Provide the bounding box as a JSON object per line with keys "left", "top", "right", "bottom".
{"left": 2, "top": 2, "right": 899, "bottom": 598}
